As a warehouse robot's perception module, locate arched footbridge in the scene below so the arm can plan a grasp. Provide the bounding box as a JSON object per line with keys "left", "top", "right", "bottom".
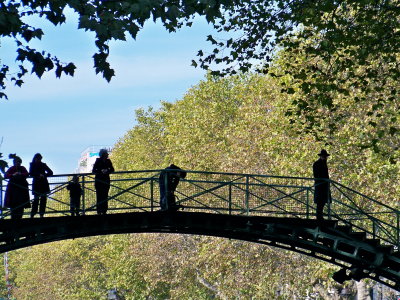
{"left": 1, "top": 170, "right": 400, "bottom": 290}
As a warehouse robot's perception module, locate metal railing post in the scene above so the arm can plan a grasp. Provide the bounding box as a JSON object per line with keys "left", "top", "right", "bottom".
{"left": 306, "top": 188, "right": 310, "bottom": 219}
{"left": 165, "top": 171, "right": 168, "bottom": 211}
{"left": 150, "top": 178, "right": 154, "bottom": 212}
{"left": 228, "top": 183, "right": 232, "bottom": 215}
{"left": 397, "top": 213, "right": 400, "bottom": 246}
{"left": 326, "top": 180, "right": 330, "bottom": 220}
{"left": 81, "top": 175, "right": 86, "bottom": 215}
{"left": 328, "top": 180, "right": 332, "bottom": 220}
{"left": 245, "top": 175, "right": 250, "bottom": 216}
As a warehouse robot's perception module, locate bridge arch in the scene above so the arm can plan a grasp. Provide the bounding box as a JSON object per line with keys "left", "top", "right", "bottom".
{"left": 0, "top": 211, "right": 399, "bottom": 290}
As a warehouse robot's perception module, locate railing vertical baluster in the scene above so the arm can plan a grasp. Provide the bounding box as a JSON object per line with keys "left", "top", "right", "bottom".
{"left": 229, "top": 183, "right": 232, "bottom": 215}
{"left": 306, "top": 187, "right": 310, "bottom": 219}
{"left": 397, "top": 213, "right": 400, "bottom": 246}
{"left": 245, "top": 175, "right": 250, "bottom": 216}
{"left": 150, "top": 178, "right": 154, "bottom": 212}
{"left": 81, "top": 175, "right": 86, "bottom": 216}
{"left": 165, "top": 171, "right": 168, "bottom": 211}
{"left": 328, "top": 181, "right": 332, "bottom": 220}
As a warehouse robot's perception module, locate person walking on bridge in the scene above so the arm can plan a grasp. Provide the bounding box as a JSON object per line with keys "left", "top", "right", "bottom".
{"left": 30, "top": 153, "right": 53, "bottom": 218}
{"left": 313, "top": 149, "right": 331, "bottom": 221}
{"left": 159, "top": 164, "right": 186, "bottom": 211}
{"left": 92, "top": 149, "right": 114, "bottom": 215}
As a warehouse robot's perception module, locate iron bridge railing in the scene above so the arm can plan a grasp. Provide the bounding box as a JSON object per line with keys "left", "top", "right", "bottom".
{"left": 0, "top": 170, "right": 399, "bottom": 248}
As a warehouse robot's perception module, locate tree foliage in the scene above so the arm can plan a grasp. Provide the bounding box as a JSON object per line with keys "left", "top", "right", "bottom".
{"left": 199, "top": 0, "right": 400, "bottom": 75}
{"left": 113, "top": 73, "right": 399, "bottom": 298}
{"left": 108, "top": 70, "right": 400, "bottom": 297}
{"left": 0, "top": 0, "right": 235, "bottom": 99}
{"left": 195, "top": 0, "right": 400, "bottom": 153}
{"left": 2, "top": 1, "right": 399, "bottom": 156}
{"left": 271, "top": 42, "right": 400, "bottom": 162}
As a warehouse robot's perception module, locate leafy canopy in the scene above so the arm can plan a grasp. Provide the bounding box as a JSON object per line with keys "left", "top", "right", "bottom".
{"left": 198, "top": 0, "right": 399, "bottom": 74}
{"left": 196, "top": 0, "right": 400, "bottom": 153}
{"left": 2, "top": 0, "right": 398, "bottom": 97}
{"left": 0, "top": 0, "right": 235, "bottom": 99}
{"left": 1, "top": 0, "right": 399, "bottom": 154}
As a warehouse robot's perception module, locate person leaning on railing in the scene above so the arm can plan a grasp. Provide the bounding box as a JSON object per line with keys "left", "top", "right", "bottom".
{"left": 159, "top": 164, "right": 187, "bottom": 212}
{"left": 313, "top": 149, "right": 332, "bottom": 221}
{"left": 4, "top": 154, "right": 30, "bottom": 219}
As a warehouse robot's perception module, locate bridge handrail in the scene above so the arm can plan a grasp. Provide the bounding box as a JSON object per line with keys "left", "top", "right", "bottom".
{"left": 0, "top": 169, "right": 395, "bottom": 211}
{"left": 31, "top": 169, "right": 318, "bottom": 181}
{"left": 330, "top": 179, "right": 400, "bottom": 213}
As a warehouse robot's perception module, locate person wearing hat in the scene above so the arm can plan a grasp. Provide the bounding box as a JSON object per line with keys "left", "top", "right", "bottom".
{"left": 159, "top": 164, "right": 187, "bottom": 211}
{"left": 30, "top": 153, "right": 53, "bottom": 218}
{"left": 92, "top": 149, "right": 114, "bottom": 215}
{"left": 313, "top": 149, "right": 331, "bottom": 221}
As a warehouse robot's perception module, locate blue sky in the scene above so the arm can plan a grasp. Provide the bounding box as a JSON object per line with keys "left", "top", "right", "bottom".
{"left": 0, "top": 9, "right": 214, "bottom": 174}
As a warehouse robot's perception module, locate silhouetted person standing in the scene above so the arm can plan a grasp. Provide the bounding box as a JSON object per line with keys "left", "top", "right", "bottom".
{"left": 4, "top": 154, "right": 30, "bottom": 219}
{"left": 159, "top": 164, "right": 186, "bottom": 211}
{"left": 92, "top": 149, "right": 114, "bottom": 215}
{"left": 30, "top": 153, "right": 53, "bottom": 218}
{"left": 67, "top": 175, "right": 82, "bottom": 216}
{"left": 313, "top": 149, "right": 331, "bottom": 221}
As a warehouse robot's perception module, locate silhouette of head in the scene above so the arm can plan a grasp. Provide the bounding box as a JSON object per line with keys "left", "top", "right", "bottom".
{"left": 318, "top": 149, "right": 330, "bottom": 158}
{"left": 32, "top": 153, "right": 42, "bottom": 163}
{"left": 9, "top": 153, "right": 22, "bottom": 166}
{"left": 99, "top": 149, "right": 109, "bottom": 159}
{"left": 169, "top": 164, "right": 187, "bottom": 179}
